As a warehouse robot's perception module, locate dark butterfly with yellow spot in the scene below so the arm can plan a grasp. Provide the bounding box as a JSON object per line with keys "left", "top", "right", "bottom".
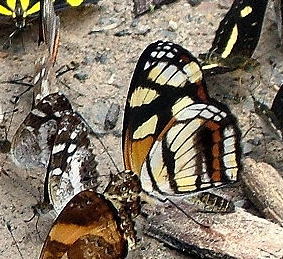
{"left": 0, "top": 0, "right": 99, "bottom": 30}
{"left": 123, "top": 40, "right": 242, "bottom": 200}
{"left": 253, "top": 85, "right": 283, "bottom": 140}
{"left": 200, "top": 0, "right": 268, "bottom": 75}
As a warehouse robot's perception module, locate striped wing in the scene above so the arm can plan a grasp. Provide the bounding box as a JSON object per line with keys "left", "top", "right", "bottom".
{"left": 140, "top": 101, "right": 241, "bottom": 197}
{"left": 123, "top": 40, "right": 241, "bottom": 198}
{"left": 200, "top": 0, "right": 268, "bottom": 73}
{"left": 45, "top": 111, "right": 98, "bottom": 214}
{"left": 123, "top": 40, "right": 209, "bottom": 175}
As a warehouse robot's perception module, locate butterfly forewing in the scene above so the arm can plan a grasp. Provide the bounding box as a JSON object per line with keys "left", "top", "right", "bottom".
{"left": 45, "top": 111, "right": 98, "bottom": 214}
{"left": 11, "top": 92, "right": 72, "bottom": 168}
{"left": 123, "top": 41, "right": 209, "bottom": 176}
{"left": 123, "top": 40, "right": 242, "bottom": 198}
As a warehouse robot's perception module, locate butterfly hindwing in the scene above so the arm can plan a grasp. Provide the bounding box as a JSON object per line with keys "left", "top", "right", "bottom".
{"left": 45, "top": 111, "right": 98, "bottom": 213}
{"left": 140, "top": 100, "right": 241, "bottom": 196}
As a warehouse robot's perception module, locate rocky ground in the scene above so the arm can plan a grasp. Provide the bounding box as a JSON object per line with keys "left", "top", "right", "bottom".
{"left": 1, "top": 0, "right": 283, "bottom": 258}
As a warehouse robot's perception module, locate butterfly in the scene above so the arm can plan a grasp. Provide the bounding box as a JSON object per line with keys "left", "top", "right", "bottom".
{"left": 199, "top": 0, "right": 268, "bottom": 75}
{"left": 123, "top": 40, "right": 242, "bottom": 200}
{"left": 39, "top": 170, "right": 141, "bottom": 259}
{"left": 10, "top": 91, "right": 141, "bottom": 257}
{"left": 253, "top": 84, "right": 283, "bottom": 140}
{"left": 0, "top": 0, "right": 99, "bottom": 30}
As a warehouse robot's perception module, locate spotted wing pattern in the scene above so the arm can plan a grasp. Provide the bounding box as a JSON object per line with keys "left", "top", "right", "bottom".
{"left": 45, "top": 111, "right": 98, "bottom": 214}
{"left": 123, "top": 40, "right": 241, "bottom": 199}
{"left": 200, "top": 0, "right": 268, "bottom": 74}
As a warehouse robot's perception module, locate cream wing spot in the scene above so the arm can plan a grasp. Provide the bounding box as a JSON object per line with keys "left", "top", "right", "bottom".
{"left": 52, "top": 143, "right": 66, "bottom": 154}
{"left": 52, "top": 168, "right": 62, "bottom": 176}
{"left": 130, "top": 87, "right": 159, "bottom": 107}
{"left": 221, "top": 25, "right": 238, "bottom": 59}
{"left": 133, "top": 115, "right": 158, "bottom": 140}
{"left": 155, "top": 65, "right": 178, "bottom": 85}
{"left": 171, "top": 97, "right": 194, "bottom": 116}
{"left": 223, "top": 153, "right": 237, "bottom": 168}
{"left": 168, "top": 119, "right": 202, "bottom": 152}
{"left": 148, "top": 62, "right": 167, "bottom": 81}
{"left": 166, "top": 71, "right": 187, "bottom": 87}
{"left": 225, "top": 168, "right": 238, "bottom": 181}
{"left": 223, "top": 137, "right": 236, "bottom": 154}
{"left": 67, "top": 144, "right": 77, "bottom": 153}
{"left": 183, "top": 61, "right": 202, "bottom": 83}
{"left": 31, "top": 109, "right": 47, "bottom": 117}
{"left": 240, "top": 6, "right": 252, "bottom": 17}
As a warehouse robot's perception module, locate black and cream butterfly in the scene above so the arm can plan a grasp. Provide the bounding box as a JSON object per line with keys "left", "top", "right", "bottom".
{"left": 253, "top": 84, "right": 283, "bottom": 140}
{"left": 0, "top": 0, "right": 99, "bottom": 30}
{"left": 123, "top": 40, "right": 242, "bottom": 200}
{"left": 200, "top": 0, "right": 268, "bottom": 75}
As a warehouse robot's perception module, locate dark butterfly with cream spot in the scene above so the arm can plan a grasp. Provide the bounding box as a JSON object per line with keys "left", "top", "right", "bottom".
{"left": 199, "top": 0, "right": 268, "bottom": 75}
{"left": 123, "top": 40, "right": 242, "bottom": 200}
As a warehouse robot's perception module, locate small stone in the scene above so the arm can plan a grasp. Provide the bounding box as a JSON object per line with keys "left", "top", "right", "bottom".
{"left": 74, "top": 72, "right": 88, "bottom": 82}
{"left": 168, "top": 20, "right": 178, "bottom": 31}
{"left": 104, "top": 103, "right": 120, "bottom": 130}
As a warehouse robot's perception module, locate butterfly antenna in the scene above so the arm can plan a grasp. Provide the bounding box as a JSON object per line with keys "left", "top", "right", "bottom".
{"left": 77, "top": 113, "right": 120, "bottom": 173}
{"left": 92, "top": 130, "right": 120, "bottom": 173}
{"left": 6, "top": 222, "right": 25, "bottom": 259}
{"left": 165, "top": 198, "right": 210, "bottom": 229}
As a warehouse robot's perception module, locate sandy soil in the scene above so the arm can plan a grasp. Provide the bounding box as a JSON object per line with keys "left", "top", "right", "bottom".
{"left": 0, "top": 0, "right": 283, "bottom": 258}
